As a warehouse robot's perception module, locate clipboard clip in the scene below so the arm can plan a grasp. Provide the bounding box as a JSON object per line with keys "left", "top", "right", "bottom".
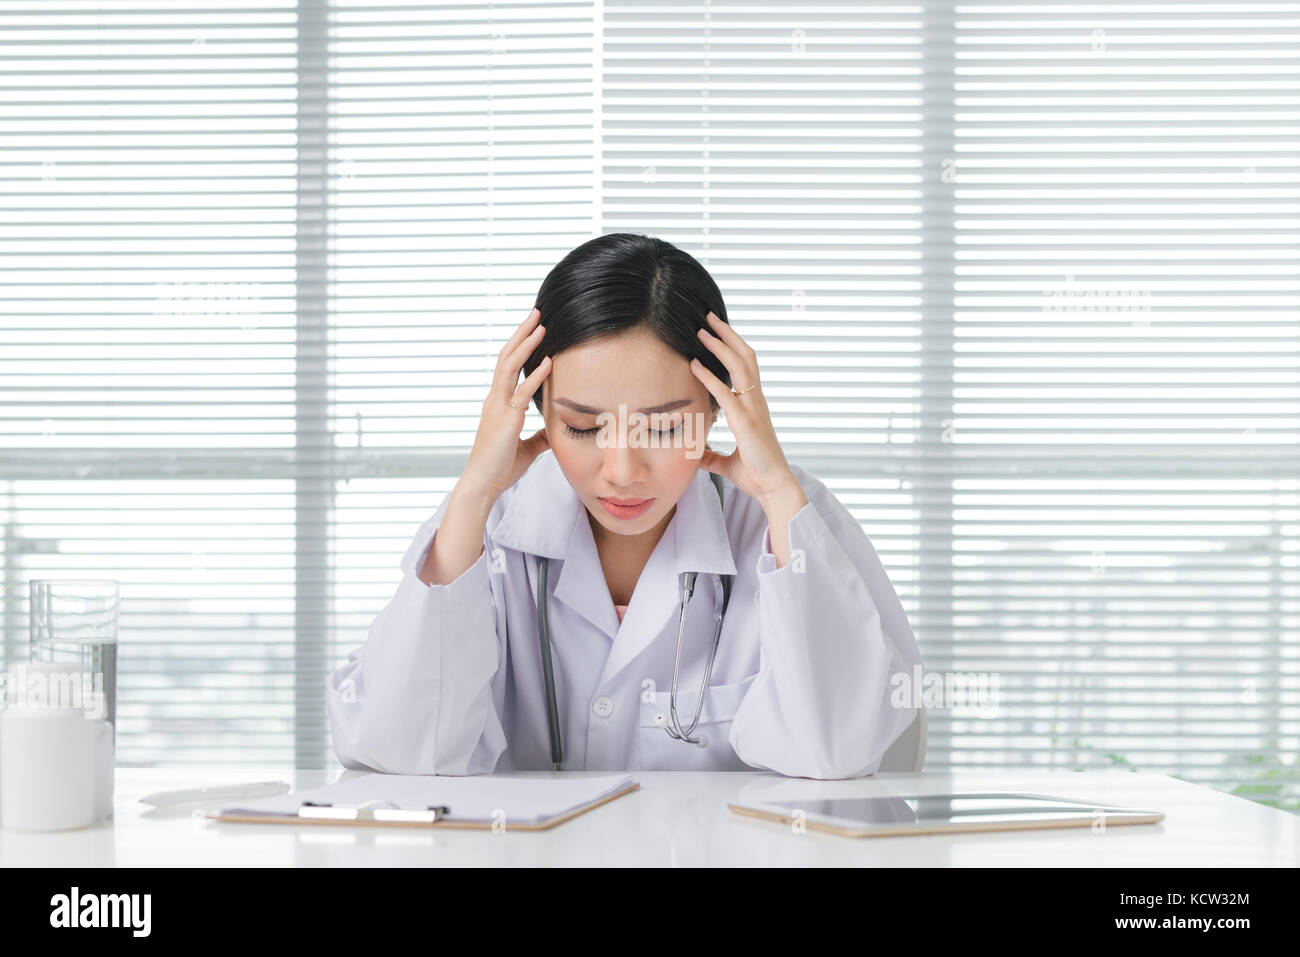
{"left": 298, "top": 799, "right": 450, "bottom": 823}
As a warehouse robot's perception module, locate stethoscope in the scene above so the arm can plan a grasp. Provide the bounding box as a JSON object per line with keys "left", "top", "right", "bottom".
{"left": 534, "top": 471, "right": 733, "bottom": 770}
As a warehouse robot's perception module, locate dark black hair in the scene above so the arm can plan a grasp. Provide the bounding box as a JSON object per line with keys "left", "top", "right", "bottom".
{"left": 524, "top": 233, "right": 732, "bottom": 419}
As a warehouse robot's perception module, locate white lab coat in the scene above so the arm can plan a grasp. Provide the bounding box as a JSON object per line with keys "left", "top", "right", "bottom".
{"left": 326, "top": 450, "right": 923, "bottom": 779}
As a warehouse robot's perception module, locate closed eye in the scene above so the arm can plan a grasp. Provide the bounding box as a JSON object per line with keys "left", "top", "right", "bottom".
{"left": 563, "top": 422, "right": 680, "bottom": 439}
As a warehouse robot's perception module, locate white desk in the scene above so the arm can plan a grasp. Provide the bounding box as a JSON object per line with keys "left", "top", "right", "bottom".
{"left": 2, "top": 766, "right": 1295, "bottom": 867}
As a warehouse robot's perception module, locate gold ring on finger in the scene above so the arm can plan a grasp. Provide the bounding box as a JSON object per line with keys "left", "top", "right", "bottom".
{"left": 731, "top": 383, "right": 757, "bottom": 397}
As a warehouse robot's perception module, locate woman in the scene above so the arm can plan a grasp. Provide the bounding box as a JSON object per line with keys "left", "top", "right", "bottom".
{"left": 326, "top": 233, "right": 923, "bottom": 778}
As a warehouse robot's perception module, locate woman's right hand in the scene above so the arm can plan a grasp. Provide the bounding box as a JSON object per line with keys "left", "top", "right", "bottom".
{"left": 462, "top": 307, "right": 554, "bottom": 502}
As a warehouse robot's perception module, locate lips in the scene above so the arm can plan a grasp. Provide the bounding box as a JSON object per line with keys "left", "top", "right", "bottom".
{"left": 599, "top": 497, "right": 655, "bottom": 519}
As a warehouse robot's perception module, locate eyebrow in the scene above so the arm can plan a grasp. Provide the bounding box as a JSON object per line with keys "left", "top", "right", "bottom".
{"left": 554, "top": 397, "right": 693, "bottom": 415}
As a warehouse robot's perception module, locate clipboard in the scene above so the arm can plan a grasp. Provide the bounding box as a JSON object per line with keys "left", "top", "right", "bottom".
{"left": 202, "top": 779, "right": 640, "bottom": 831}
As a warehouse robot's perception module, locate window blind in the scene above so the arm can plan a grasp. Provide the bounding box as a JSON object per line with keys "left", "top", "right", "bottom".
{"left": 1, "top": 0, "right": 304, "bottom": 765}
{"left": 936, "top": 0, "right": 1300, "bottom": 810}
{"left": 1, "top": 0, "right": 1296, "bottom": 810}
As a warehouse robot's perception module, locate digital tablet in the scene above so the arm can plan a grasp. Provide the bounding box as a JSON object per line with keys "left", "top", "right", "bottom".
{"left": 728, "top": 791, "right": 1164, "bottom": 838}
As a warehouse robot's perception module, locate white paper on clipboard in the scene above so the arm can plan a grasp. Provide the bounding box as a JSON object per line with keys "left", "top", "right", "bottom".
{"left": 210, "top": 772, "right": 635, "bottom": 826}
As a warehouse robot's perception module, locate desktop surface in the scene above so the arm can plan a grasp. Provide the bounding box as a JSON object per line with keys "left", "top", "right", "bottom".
{"left": 1, "top": 766, "right": 1295, "bottom": 867}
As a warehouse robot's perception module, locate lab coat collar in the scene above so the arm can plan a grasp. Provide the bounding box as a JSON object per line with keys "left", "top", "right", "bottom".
{"left": 489, "top": 451, "right": 738, "bottom": 669}
{"left": 488, "top": 450, "right": 579, "bottom": 562}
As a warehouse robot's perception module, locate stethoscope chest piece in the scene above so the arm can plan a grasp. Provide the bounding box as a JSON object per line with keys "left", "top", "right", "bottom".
{"left": 650, "top": 711, "right": 711, "bottom": 748}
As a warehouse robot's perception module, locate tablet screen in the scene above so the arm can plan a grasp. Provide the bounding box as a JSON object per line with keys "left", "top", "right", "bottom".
{"left": 761, "top": 792, "right": 1158, "bottom": 828}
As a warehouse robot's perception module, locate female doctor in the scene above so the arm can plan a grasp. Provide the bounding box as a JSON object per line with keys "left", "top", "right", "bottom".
{"left": 326, "top": 233, "right": 924, "bottom": 779}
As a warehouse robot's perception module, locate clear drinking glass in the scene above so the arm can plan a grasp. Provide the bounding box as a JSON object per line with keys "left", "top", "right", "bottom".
{"left": 28, "top": 580, "right": 118, "bottom": 740}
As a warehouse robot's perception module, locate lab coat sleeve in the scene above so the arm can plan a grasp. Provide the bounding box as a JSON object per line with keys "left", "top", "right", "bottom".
{"left": 325, "top": 491, "right": 509, "bottom": 775}
{"left": 728, "top": 465, "right": 924, "bottom": 779}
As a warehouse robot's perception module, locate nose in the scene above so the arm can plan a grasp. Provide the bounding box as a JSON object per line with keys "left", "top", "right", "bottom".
{"left": 599, "top": 425, "right": 650, "bottom": 489}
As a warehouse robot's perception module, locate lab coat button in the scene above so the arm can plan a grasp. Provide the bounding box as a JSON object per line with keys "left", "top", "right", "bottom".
{"left": 592, "top": 695, "right": 614, "bottom": 718}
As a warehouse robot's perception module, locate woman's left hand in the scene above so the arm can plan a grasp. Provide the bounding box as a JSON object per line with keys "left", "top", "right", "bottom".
{"left": 690, "top": 311, "right": 805, "bottom": 507}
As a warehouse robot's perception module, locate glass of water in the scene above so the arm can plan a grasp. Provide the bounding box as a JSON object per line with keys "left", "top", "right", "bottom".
{"left": 28, "top": 580, "right": 118, "bottom": 738}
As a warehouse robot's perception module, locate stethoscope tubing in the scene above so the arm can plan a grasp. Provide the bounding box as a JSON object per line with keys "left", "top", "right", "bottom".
{"left": 536, "top": 555, "right": 564, "bottom": 769}
{"left": 535, "top": 473, "right": 732, "bottom": 769}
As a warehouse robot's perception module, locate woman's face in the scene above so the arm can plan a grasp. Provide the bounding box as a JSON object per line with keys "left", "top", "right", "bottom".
{"left": 540, "top": 327, "right": 717, "bottom": 543}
